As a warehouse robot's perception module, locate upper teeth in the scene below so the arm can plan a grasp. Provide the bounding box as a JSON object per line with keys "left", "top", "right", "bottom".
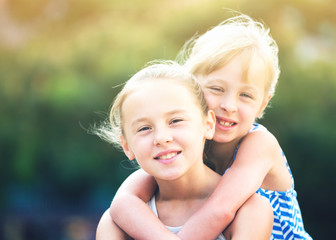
{"left": 159, "top": 152, "right": 177, "bottom": 160}
{"left": 219, "top": 121, "right": 234, "bottom": 127}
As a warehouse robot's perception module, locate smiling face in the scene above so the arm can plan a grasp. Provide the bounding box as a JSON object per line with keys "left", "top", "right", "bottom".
{"left": 197, "top": 52, "right": 272, "bottom": 144}
{"left": 120, "top": 79, "right": 215, "bottom": 181}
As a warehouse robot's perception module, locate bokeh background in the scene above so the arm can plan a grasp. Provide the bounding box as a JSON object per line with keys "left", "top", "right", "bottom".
{"left": 1, "top": 0, "right": 335, "bottom": 239}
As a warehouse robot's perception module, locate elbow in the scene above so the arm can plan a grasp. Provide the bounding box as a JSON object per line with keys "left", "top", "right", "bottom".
{"left": 222, "top": 208, "right": 236, "bottom": 223}
{"left": 212, "top": 207, "right": 236, "bottom": 226}
{"left": 109, "top": 192, "right": 146, "bottom": 220}
{"left": 109, "top": 193, "right": 128, "bottom": 219}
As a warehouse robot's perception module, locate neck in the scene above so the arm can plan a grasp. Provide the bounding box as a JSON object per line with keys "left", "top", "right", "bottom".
{"left": 153, "top": 163, "right": 221, "bottom": 227}
{"left": 155, "top": 164, "right": 220, "bottom": 201}
{"left": 207, "top": 139, "right": 241, "bottom": 174}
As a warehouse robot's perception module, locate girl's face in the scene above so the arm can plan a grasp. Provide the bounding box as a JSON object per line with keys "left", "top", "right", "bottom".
{"left": 120, "top": 79, "right": 215, "bottom": 181}
{"left": 197, "top": 53, "right": 271, "bottom": 144}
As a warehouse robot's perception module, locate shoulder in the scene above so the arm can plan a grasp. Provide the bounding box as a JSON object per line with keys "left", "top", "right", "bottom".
{"left": 243, "top": 124, "right": 279, "bottom": 150}
{"left": 237, "top": 124, "right": 281, "bottom": 166}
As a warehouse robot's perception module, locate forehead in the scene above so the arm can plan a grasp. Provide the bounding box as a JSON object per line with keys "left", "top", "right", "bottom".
{"left": 121, "top": 79, "right": 201, "bottom": 122}
{"left": 199, "top": 52, "right": 268, "bottom": 90}
{"left": 127, "top": 78, "right": 192, "bottom": 99}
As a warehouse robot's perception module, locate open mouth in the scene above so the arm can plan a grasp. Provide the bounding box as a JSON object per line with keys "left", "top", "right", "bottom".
{"left": 217, "top": 120, "right": 236, "bottom": 127}
{"left": 154, "top": 151, "right": 182, "bottom": 160}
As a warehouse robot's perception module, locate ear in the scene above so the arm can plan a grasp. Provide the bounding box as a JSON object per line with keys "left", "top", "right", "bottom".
{"left": 204, "top": 110, "right": 216, "bottom": 140}
{"left": 120, "top": 135, "right": 135, "bottom": 160}
{"left": 257, "top": 94, "right": 272, "bottom": 118}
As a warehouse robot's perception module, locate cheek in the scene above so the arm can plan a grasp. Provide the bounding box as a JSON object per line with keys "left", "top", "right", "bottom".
{"left": 131, "top": 137, "right": 152, "bottom": 155}
{"left": 204, "top": 94, "right": 219, "bottom": 110}
{"left": 175, "top": 128, "right": 198, "bottom": 146}
{"left": 240, "top": 104, "right": 260, "bottom": 121}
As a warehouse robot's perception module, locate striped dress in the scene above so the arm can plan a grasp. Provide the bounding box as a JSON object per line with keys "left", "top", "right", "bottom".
{"left": 241, "top": 123, "right": 312, "bottom": 239}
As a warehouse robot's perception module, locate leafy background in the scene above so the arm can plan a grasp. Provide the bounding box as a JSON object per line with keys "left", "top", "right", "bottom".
{"left": 1, "top": 0, "right": 335, "bottom": 239}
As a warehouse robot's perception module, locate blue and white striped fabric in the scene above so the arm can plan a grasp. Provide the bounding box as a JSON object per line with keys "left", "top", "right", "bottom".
{"left": 247, "top": 123, "right": 312, "bottom": 239}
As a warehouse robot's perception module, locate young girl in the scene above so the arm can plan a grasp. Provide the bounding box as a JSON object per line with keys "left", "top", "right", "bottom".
{"left": 107, "top": 15, "right": 312, "bottom": 239}
{"left": 95, "top": 61, "right": 274, "bottom": 239}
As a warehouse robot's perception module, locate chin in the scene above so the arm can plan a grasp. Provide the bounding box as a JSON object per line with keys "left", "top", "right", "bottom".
{"left": 212, "top": 134, "right": 232, "bottom": 144}
{"left": 157, "top": 171, "right": 185, "bottom": 181}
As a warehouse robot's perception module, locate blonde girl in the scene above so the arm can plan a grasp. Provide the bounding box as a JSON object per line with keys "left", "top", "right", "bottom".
{"left": 95, "top": 61, "right": 273, "bottom": 239}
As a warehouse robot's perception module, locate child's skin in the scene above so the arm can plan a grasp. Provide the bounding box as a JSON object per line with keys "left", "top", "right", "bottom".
{"left": 107, "top": 14, "right": 312, "bottom": 240}
{"left": 177, "top": 51, "right": 284, "bottom": 239}
{"left": 95, "top": 62, "right": 273, "bottom": 240}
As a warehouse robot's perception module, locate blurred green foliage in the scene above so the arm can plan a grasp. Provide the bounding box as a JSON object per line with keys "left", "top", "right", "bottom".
{"left": 1, "top": 0, "right": 336, "bottom": 238}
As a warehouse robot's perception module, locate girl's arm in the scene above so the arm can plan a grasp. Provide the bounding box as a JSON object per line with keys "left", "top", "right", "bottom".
{"left": 178, "top": 131, "right": 277, "bottom": 240}
{"left": 96, "top": 209, "right": 132, "bottom": 240}
{"left": 110, "top": 169, "right": 180, "bottom": 240}
{"left": 224, "top": 193, "right": 273, "bottom": 240}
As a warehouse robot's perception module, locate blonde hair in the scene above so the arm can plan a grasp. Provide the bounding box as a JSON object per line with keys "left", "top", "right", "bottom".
{"left": 178, "top": 14, "right": 280, "bottom": 96}
{"left": 95, "top": 60, "right": 208, "bottom": 149}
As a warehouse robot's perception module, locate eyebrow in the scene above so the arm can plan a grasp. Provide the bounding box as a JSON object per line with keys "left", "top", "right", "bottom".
{"left": 204, "top": 78, "right": 225, "bottom": 84}
{"left": 130, "top": 109, "right": 188, "bottom": 127}
{"left": 203, "top": 78, "right": 231, "bottom": 87}
{"left": 241, "top": 84, "right": 260, "bottom": 94}
{"left": 206, "top": 78, "right": 259, "bottom": 91}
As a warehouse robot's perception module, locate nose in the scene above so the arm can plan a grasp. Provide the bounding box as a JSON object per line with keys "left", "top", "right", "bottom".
{"left": 220, "top": 96, "right": 237, "bottom": 113}
{"left": 153, "top": 127, "right": 173, "bottom": 146}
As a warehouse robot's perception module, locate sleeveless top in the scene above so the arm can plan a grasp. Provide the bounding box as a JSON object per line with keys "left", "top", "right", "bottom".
{"left": 147, "top": 195, "right": 226, "bottom": 240}
{"left": 237, "top": 123, "right": 312, "bottom": 239}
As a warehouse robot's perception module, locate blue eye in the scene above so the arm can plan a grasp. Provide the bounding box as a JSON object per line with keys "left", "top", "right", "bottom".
{"left": 241, "top": 93, "right": 253, "bottom": 99}
{"left": 138, "top": 126, "right": 151, "bottom": 132}
{"left": 210, "top": 86, "right": 224, "bottom": 92}
{"left": 170, "top": 118, "right": 183, "bottom": 124}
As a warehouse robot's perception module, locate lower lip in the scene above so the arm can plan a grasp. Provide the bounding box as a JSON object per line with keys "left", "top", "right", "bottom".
{"left": 216, "top": 121, "right": 236, "bottom": 131}
{"left": 156, "top": 154, "right": 179, "bottom": 165}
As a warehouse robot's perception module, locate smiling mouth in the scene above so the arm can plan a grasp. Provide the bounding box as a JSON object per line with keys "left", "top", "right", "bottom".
{"left": 218, "top": 120, "right": 236, "bottom": 127}
{"left": 154, "top": 151, "right": 182, "bottom": 160}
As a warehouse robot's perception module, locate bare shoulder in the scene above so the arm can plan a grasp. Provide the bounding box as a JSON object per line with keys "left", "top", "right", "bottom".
{"left": 241, "top": 127, "right": 281, "bottom": 158}
{"left": 241, "top": 127, "right": 292, "bottom": 191}
{"left": 233, "top": 127, "right": 282, "bottom": 176}
{"left": 245, "top": 126, "right": 278, "bottom": 143}
{"left": 227, "top": 128, "right": 279, "bottom": 181}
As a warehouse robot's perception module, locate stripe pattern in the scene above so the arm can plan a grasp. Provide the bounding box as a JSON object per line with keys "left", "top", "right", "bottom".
{"left": 249, "top": 123, "right": 312, "bottom": 239}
